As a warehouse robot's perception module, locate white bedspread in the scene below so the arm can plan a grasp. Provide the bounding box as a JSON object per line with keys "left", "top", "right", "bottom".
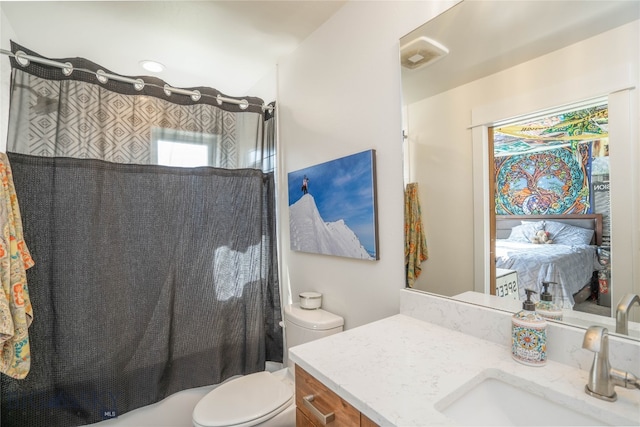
{"left": 495, "top": 240, "right": 602, "bottom": 309}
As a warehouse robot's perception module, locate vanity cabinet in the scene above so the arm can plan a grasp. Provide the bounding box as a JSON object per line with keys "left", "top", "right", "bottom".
{"left": 295, "top": 365, "right": 378, "bottom": 427}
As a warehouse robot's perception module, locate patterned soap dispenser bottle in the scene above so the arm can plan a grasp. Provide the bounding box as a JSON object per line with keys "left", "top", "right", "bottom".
{"left": 512, "top": 289, "right": 547, "bottom": 366}
{"left": 536, "top": 281, "right": 563, "bottom": 321}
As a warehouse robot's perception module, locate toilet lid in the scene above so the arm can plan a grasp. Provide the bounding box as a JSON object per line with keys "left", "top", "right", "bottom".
{"left": 193, "top": 371, "right": 293, "bottom": 427}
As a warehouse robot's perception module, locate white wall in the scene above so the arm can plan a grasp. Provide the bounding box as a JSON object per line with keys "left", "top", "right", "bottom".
{"left": 248, "top": 65, "right": 277, "bottom": 105}
{"left": 406, "top": 21, "right": 640, "bottom": 309}
{"left": 404, "top": 80, "right": 475, "bottom": 296}
{"left": 276, "top": 1, "right": 457, "bottom": 329}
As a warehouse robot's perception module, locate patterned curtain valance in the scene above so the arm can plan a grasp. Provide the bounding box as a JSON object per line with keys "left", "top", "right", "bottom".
{"left": 494, "top": 103, "right": 608, "bottom": 156}
{"left": 9, "top": 41, "right": 266, "bottom": 114}
{"left": 6, "top": 42, "right": 269, "bottom": 167}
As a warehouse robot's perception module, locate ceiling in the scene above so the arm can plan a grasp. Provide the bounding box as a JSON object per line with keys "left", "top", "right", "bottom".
{"left": 401, "top": 0, "right": 640, "bottom": 104}
{"left": 1, "top": 1, "right": 346, "bottom": 99}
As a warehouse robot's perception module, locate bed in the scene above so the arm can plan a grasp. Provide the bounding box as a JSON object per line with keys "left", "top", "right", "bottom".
{"left": 495, "top": 214, "right": 603, "bottom": 309}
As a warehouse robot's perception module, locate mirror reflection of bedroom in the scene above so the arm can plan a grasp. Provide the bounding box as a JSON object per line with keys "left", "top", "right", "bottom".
{"left": 490, "top": 101, "right": 611, "bottom": 318}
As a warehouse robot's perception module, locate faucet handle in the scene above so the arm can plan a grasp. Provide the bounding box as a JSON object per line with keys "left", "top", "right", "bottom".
{"left": 583, "top": 326, "right": 616, "bottom": 401}
{"left": 582, "top": 325, "right": 608, "bottom": 353}
{"left": 582, "top": 325, "right": 640, "bottom": 401}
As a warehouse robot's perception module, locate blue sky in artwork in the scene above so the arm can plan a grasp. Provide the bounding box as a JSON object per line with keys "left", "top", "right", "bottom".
{"left": 288, "top": 150, "right": 377, "bottom": 256}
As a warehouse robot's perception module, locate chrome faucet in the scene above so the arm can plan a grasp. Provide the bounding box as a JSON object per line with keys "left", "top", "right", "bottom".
{"left": 582, "top": 326, "right": 640, "bottom": 401}
{"left": 616, "top": 294, "right": 640, "bottom": 335}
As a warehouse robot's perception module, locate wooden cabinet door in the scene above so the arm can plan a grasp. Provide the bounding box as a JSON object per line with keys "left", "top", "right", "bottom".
{"left": 297, "top": 407, "right": 317, "bottom": 427}
{"left": 295, "top": 365, "right": 360, "bottom": 427}
{"left": 361, "top": 413, "right": 379, "bottom": 427}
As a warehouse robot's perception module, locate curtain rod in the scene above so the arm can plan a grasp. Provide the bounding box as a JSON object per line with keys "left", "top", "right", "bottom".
{"left": 1, "top": 49, "right": 273, "bottom": 113}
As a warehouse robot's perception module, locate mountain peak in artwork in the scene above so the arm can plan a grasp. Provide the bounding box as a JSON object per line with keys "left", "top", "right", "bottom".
{"left": 289, "top": 194, "right": 373, "bottom": 260}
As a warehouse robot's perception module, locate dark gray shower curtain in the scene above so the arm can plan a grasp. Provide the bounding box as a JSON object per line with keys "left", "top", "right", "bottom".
{"left": 1, "top": 43, "right": 281, "bottom": 427}
{"left": 1, "top": 153, "right": 282, "bottom": 426}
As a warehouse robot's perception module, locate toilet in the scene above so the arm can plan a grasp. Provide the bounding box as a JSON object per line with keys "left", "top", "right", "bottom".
{"left": 192, "top": 303, "right": 344, "bottom": 427}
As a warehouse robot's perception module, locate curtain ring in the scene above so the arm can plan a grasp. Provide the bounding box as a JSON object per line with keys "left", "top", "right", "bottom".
{"left": 96, "top": 70, "right": 109, "bottom": 84}
{"left": 14, "top": 51, "right": 30, "bottom": 67}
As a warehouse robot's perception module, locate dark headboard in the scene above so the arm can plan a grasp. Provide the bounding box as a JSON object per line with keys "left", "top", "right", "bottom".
{"left": 496, "top": 214, "right": 603, "bottom": 246}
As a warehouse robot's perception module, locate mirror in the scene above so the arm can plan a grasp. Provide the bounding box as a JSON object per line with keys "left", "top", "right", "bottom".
{"left": 400, "top": 0, "right": 640, "bottom": 340}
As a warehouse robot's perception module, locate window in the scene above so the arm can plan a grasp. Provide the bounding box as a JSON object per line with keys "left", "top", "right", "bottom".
{"left": 156, "top": 140, "right": 209, "bottom": 167}
{"left": 151, "top": 127, "right": 219, "bottom": 167}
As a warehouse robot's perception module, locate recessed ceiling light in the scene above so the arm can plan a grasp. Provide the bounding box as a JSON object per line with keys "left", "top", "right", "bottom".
{"left": 139, "top": 60, "right": 165, "bottom": 73}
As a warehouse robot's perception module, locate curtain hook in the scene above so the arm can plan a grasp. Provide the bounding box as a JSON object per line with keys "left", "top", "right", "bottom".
{"left": 14, "top": 51, "right": 30, "bottom": 67}
{"left": 133, "top": 79, "right": 145, "bottom": 92}
{"left": 61, "top": 62, "right": 73, "bottom": 76}
{"left": 96, "top": 69, "right": 109, "bottom": 84}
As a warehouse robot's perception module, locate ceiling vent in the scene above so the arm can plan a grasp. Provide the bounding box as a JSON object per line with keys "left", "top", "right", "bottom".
{"left": 400, "top": 36, "right": 449, "bottom": 70}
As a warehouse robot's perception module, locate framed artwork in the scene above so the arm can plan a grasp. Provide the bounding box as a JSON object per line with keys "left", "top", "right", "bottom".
{"left": 287, "top": 149, "right": 378, "bottom": 260}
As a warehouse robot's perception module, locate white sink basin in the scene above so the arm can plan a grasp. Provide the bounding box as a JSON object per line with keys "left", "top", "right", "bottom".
{"left": 436, "top": 370, "right": 613, "bottom": 426}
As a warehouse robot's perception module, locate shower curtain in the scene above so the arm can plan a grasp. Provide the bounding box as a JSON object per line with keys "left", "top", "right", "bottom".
{"left": 1, "top": 43, "right": 281, "bottom": 427}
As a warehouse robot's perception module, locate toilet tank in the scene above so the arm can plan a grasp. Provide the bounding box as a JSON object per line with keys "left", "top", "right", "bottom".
{"left": 284, "top": 303, "right": 344, "bottom": 350}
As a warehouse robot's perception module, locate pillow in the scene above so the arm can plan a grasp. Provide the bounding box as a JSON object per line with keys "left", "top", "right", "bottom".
{"left": 507, "top": 221, "right": 544, "bottom": 243}
{"left": 543, "top": 221, "right": 594, "bottom": 246}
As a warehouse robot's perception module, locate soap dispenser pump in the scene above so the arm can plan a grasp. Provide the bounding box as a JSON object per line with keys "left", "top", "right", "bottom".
{"left": 536, "top": 281, "right": 563, "bottom": 321}
{"left": 512, "top": 289, "right": 547, "bottom": 366}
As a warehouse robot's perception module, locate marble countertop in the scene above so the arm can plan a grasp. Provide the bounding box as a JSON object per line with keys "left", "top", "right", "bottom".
{"left": 288, "top": 314, "right": 640, "bottom": 426}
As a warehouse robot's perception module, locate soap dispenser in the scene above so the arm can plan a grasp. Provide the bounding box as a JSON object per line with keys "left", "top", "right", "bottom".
{"left": 536, "top": 281, "right": 563, "bottom": 321}
{"left": 512, "top": 289, "right": 547, "bottom": 366}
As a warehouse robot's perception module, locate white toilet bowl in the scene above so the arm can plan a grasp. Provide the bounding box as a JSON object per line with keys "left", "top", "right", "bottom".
{"left": 192, "top": 304, "right": 344, "bottom": 427}
{"left": 192, "top": 368, "right": 295, "bottom": 427}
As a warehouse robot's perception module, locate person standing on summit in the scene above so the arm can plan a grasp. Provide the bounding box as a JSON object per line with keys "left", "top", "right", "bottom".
{"left": 301, "top": 175, "right": 309, "bottom": 195}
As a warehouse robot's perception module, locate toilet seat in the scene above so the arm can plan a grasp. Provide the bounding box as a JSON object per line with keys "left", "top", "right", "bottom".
{"left": 192, "top": 371, "right": 294, "bottom": 427}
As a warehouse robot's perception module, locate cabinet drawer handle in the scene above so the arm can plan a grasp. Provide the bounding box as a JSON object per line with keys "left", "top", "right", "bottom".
{"left": 303, "top": 394, "right": 335, "bottom": 425}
